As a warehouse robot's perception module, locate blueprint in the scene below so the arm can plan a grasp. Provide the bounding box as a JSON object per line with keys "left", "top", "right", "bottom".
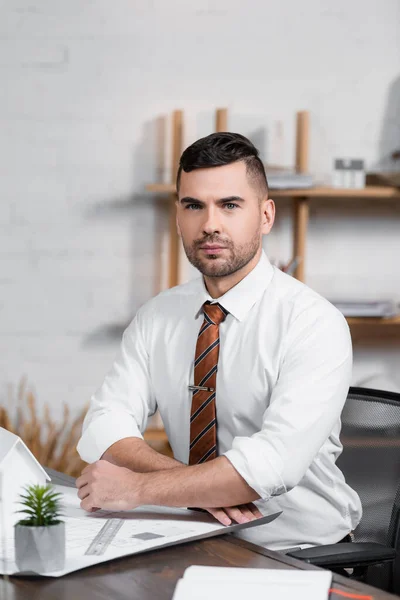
{"left": 0, "top": 484, "right": 281, "bottom": 577}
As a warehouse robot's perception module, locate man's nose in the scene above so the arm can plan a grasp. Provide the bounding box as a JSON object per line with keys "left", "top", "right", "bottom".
{"left": 202, "top": 207, "right": 221, "bottom": 234}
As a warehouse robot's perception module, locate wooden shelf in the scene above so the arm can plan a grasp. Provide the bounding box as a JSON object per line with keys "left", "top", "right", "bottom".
{"left": 269, "top": 186, "right": 400, "bottom": 199}
{"left": 146, "top": 183, "right": 400, "bottom": 199}
{"left": 346, "top": 316, "right": 400, "bottom": 326}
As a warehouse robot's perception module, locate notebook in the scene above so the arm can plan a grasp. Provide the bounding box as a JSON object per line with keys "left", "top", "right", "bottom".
{"left": 172, "top": 565, "right": 332, "bottom": 600}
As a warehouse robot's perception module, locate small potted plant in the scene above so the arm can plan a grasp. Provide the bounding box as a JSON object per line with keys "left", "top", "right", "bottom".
{"left": 14, "top": 484, "right": 65, "bottom": 573}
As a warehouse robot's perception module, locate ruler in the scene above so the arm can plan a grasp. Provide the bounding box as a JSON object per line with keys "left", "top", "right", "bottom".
{"left": 85, "top": 519, "right": 124, "bottom": 556}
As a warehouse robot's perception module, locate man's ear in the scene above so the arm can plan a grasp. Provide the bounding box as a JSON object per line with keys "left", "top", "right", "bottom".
{"left": 261, "top": 198, "right": 275, "bottom": 234}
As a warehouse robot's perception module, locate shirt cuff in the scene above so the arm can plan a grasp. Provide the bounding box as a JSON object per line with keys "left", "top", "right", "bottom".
{"left": 76, "top": 412, "right": 144, "bottom": 463}
{"left": 224, "top": 436, "right": 287, "bottom": 500}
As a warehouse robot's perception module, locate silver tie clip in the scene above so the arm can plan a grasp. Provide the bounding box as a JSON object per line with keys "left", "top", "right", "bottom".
{"left": 188, "top": 385, "right": 215, "bottom": 392}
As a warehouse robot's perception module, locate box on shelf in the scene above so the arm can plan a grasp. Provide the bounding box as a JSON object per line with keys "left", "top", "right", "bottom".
{"left": 332, "top": 159, "right": 365, "bottom": 189}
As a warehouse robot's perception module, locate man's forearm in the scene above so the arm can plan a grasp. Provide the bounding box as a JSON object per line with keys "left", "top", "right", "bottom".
{"left": 139, "top": 455, "right": 260, "bottom": 508}
{"left": 101, "top": 437, "right": 184, "bottom": 472}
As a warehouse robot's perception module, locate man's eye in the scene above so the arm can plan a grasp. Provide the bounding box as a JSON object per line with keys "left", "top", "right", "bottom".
{"left": 185, "top": 204, "right": 201, "bottom": 210}
{"left": 224, "top": 203, "right": 238, "bottom": 209}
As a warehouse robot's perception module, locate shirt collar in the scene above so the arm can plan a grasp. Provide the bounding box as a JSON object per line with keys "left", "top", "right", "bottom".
{"left": 194, "top": 250, "right": 274, "bottom": 322}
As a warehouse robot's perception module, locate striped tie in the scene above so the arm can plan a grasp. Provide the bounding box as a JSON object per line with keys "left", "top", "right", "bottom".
{"left": 189, "top": 301, "right": 228, "bottom": 465}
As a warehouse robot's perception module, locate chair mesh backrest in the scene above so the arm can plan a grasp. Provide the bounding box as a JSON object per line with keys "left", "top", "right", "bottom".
{"left": 337, "top": 387, "right": 400, "bottom": 545}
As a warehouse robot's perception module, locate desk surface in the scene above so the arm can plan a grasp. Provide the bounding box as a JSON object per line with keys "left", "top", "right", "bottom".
{"left": 1, "top": 469, "right": 396, "bottom": 600}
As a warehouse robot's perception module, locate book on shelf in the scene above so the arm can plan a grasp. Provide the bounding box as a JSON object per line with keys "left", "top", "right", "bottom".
{"left": 330, "top": 299, "right": 399, "bottom": 318}
{"left": 266, "top": 169, "right": 314, "bottom": 189}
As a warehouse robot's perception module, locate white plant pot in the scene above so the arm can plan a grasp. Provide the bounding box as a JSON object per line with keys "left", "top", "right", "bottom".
{"left": 14, "top": 522, "right": 65, "bottom": 573}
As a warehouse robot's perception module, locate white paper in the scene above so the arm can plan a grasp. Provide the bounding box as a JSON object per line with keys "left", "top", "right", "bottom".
{"left": 0, "top": 484, "right": 281, "bottom": 577}
{"left": 172, "top": 566, "right": 332, "bottom": 600}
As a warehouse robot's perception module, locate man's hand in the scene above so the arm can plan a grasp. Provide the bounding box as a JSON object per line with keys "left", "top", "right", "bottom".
{"left": 205, "top": 504, "right": 263, "bottom": 526}
{"left": 76, "top": 461, "right": 263, "bottom": 527}
{"left": 76, "top": 461, "right": 141, "bottom": 512}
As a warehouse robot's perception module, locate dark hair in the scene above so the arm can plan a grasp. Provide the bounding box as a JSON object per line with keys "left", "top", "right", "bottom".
{"left": 176, "top": 132, "right": 268, "bottom": 197}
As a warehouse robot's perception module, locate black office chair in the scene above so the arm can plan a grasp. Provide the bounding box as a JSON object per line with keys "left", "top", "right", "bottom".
{"left": 289, "top": 386, "right": 400, "bottom": 593}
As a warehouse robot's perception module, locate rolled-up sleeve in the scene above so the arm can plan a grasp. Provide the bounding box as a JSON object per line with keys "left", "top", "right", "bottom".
{"left": 224, "top": 303, "right": 352, "bottom": 500}
{"left": 77, "top": 308, "right": 156, "bottom": 463}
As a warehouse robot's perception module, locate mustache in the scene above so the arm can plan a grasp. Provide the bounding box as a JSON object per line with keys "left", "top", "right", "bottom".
{"left": 194, "top": 237, "right": 231, "bottom": 247}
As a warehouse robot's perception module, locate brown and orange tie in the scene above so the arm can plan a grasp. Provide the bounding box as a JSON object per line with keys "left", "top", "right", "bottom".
{"left": 189, "top": 301, "right": 228, "bottom": 465}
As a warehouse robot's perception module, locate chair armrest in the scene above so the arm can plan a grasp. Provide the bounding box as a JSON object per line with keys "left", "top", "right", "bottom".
{"left": 287, "top": 542, "right": 396, "bottom": 568}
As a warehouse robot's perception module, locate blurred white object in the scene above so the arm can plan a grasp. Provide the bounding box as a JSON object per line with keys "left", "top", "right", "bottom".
{"left": 172, "top": 566, "right": 332, "bottom": 600}
{"left": 332, "top": 158, "right": 365, "bottom": 188}
{"left": 0, "top": 427, "right": 49, "bottom": 525}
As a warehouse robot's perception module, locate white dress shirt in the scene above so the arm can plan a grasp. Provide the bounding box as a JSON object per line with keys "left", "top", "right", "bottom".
{"left": 77, "top": 251, "right": 362, "bottom": 550}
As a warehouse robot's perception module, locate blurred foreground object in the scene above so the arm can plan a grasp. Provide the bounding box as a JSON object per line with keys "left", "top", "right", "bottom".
{"left": 0, "top": 426, "right": 49, "bottom": 525}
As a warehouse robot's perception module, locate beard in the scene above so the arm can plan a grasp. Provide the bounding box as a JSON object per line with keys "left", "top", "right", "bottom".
{"left": 182, "top": 227, "right": 261, "bottom": 278}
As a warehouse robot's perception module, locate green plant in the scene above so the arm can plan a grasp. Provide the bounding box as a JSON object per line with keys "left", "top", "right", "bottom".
{"left": 16, "top": 484, "right": 63, "bottom": 527}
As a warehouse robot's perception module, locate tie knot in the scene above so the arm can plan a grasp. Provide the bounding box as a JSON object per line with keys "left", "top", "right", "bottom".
{"left": 203, "top": 302, "right": 228, "bottom": 325}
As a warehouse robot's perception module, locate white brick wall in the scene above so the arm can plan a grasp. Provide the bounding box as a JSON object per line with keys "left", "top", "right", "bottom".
{"left": 1, "top": 0, "right": 400, "bottom": 423}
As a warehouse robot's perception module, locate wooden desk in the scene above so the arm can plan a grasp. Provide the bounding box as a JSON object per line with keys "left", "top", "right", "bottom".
{"left": 1, "top": 469, "right": 396, "bottom": 600}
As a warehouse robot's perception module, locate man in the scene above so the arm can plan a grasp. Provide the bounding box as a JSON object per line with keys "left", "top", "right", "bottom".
{"left": 76, "top": 132, "right": 362, "bottom": 550}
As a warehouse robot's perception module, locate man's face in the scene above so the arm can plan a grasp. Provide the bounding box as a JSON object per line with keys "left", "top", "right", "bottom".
{"left": 176, "top": 161, "right": 274, "bottom": 278}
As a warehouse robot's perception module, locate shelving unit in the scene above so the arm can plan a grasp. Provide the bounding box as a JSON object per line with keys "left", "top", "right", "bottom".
{"left": 270, "top": 185, "right": 400, "bottom": 331}
{"left": 146, "top": 109, "right": 400, "bottom": 332}
{"left": 144, "top": 108, "right": 400, "bottom": 449}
